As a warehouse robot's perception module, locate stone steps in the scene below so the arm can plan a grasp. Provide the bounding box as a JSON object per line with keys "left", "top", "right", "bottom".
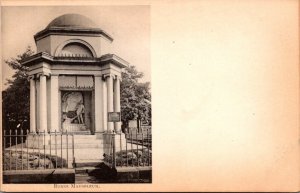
{"left": 45, "top": 135, "right": 104, "bottom": 149}
{"left": 75, "top": 160, "right": 104, "bottom": 168}
{"left": 24, "top": 134, "right": 134, "bottom": 169}
{"left": 75, "top": 166, "right": 101, "bottom": 174}
{"left": 46, "top": 144, "right": 104, "bottom": 148}
{"left": 74, "top": 165, "right": 109, "bottom": 183}
{"left": 47, "top": 136, "right": 100, "bottom": 141}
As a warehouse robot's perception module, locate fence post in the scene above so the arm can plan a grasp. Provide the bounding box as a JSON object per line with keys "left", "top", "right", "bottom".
{"left": 136, "top": 129, "right": 138, "bottom": 167}
{"left": 32, "top": 132, "right": 35, "bottom": 157}
{"left": 44, "top": 131, "right": 46, "bottom": 169}
{"left": 142, "top": 133, "right": 144, "bottom": 167}
{"left": 50, "top": 131, "right": 52, "bottom": 169}
{"left": 66, "top": 130, "right": 68, "bottom": 168}
{"left": 38, "top": 131, "right": 40, "bottom": 168}
{"left": 26, "top": 130, "right": 29, "bottom": 169}
{"left": 120, "top": 132, "right": 123, "bottom": 167}
{"left": 61, "top": 132, "right": 63, "bottom": 168}
{"left": 9, "top": 129, "right": 11, "bottom": 170}
{"left": 130, "top": 129, "right": 133, "bottom": 167}
{"left": 112, "top": 131, "right": 116, "bottom": 169}
{"left": 72, "top": 134, "right": 75, "bottom": 168}
{"left": 147, "top": 128, "right": 150, "bottom": 166}
{"left": 15, "top": 129, "right": 17, "bottom": 170}
{"left": 126, "top": 130, "right": 128, "bottom": 167}
{"left": 55, "top": 130, "right": 57, "bottom": 169}
{"left": 21, "top": 130, "right": 23, "bottom": 170}
{"left": 3, "top": 130, "right": 6, "bottom": 171}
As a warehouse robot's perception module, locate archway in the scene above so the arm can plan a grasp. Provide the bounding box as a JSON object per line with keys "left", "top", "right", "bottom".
{"left": 55, "top": 39, "right": 97, "bottom": 57}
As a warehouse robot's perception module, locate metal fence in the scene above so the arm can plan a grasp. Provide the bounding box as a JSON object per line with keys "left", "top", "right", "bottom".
{"left": 103, "top": 128, "right": 152, "bottom": 169}
{"left": 3, "top": 130, "right": 75, "bottom": 171}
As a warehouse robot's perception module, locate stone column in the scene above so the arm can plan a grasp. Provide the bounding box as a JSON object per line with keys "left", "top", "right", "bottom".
{"left": 39, "top": 73, "right": 47, "bottom": 133}
{"left": 114, "top": 76, "right": 121, "bottom": 133}
{"left": 50, "top": 75, "right": 59, "bottom": 132}
{"left": 102, "top": 77, "right": 108, "bottom": 132}
{"left": 94, "top": 75, "right": 103, "bottom": 133}
{"left": 29, "top": 76, "right": 36, "bottom": 133}
{"left": 106, "top": 74, "right": 114, "bottom": 132}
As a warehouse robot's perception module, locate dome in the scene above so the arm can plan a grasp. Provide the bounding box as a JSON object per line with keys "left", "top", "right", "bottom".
{"left": 47, "top": 14, "right": 97, "bottom": 29}
{"left": 34, "top": 13, "right": 113, "bottom": 43}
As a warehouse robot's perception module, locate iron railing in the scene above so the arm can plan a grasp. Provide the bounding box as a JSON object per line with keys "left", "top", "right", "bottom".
{"left": 103, "top": 127, "right": 152, "bottom": 169}
{"left": 3, "top": 130, "right": 75, "bottom": 171}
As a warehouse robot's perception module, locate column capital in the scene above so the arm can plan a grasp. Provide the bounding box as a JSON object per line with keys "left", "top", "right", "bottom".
{"left": 36, "top": 72, "right": 50, "bottom": 78}
{"left": 114, "top": 75, "right": 122, "bottom": 82}
{"left": 27, "top": 75, "right": 35, "bottom": 81}
{"left": 102, "top": 74, "right": 115, "bottom": 81}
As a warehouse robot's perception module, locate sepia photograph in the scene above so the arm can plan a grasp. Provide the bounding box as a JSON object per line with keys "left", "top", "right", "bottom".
{"left": 1, "top": 0, "right": 299, "bottom": 192}
{"left": 2, "top": 5, "right": 151, "bottom": 184}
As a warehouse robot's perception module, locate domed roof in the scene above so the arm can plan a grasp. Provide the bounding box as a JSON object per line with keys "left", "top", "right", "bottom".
{"left": 47, "top": 14, "right": 97, "bottom": 29}
{"left": 34, "top": 13, "right": 113, "bottom": 42}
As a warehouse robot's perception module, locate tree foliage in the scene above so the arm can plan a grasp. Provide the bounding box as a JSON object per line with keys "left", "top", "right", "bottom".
{"left": 2, "top": 47, "right": 34, "bottom": 132}
{"left": 2, "top": 47, "right": 151, "bottom": 132}
{"left": 120, "top": 65, "right": 151, "bottom": 127}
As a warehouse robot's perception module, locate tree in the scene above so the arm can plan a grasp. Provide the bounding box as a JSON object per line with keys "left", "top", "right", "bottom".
{"left": 120, "top": 65, "right": 151, "bottom": 128}
{"left": 2, "top": 46, "right": 34, "bottom": 133}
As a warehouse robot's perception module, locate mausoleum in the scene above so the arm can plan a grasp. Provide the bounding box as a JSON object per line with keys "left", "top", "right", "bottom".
{"left": 22, "top": 14, "right": 128, "bottom": 151}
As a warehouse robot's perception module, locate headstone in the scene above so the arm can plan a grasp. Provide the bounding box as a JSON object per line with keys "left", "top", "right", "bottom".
{"left": 128, "top": 120, "right": 138, "bottom": 128}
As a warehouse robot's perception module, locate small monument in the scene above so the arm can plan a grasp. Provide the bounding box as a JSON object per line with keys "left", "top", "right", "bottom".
{"left": 22, "top": 14, "right": 129, "bottom": 149}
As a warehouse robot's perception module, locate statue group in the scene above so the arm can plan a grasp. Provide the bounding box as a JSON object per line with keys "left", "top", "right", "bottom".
{"left": 62, "top": 92, "right": 85, "bottom": 130}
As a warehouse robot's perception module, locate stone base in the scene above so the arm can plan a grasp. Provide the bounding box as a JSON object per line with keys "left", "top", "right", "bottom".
{"left": 25, "top": 133, "right": 106, "bottom": 167}
{"left": 103, "top": 133, "right": 127, "bottom": 156}
{"left": 3, "top": 169, "right": 75, "bottom": 184}
{"left": 116, "top": 166, "right": 152, "bottom": 183}
{"left": 25, "top": 134, "right": 51, "bottom": 149}
{"left": 114, "top": 133, "right": 127, "bottom": 151}
{"left": 62, "top": 124, "right": 88, "bottom": 133}
{"left": 24, "top": 132, "right": 132, "bottom": 167}
{"left": 95, "top": 132, "right": 105, "bottom": 139}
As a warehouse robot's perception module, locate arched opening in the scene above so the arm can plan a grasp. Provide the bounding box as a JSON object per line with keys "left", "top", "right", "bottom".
{"left": 54, "top": 39, "right": 97, "bottom": 57}
{"left": 60, "top": 42, "right": 93, "bottom": 57}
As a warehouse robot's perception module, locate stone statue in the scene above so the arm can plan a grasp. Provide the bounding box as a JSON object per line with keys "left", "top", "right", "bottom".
{"left": 61, "top": 91, "right": 85, "bottom": 129}
{"left": 62, "top": 114, "right": 78, "bottom": 132}
{"left": 76, "top": 102, "right": 85, "bottom": 124}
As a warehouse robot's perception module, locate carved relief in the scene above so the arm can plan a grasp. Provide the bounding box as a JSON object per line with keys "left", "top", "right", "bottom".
{"left": 61, "top": 91, "right": 86, "bottom": 132}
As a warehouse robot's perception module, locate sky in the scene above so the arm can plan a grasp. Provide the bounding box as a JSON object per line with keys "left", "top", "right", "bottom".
{"left": 1, "top": 5, "right": 150, "bottom": 90}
